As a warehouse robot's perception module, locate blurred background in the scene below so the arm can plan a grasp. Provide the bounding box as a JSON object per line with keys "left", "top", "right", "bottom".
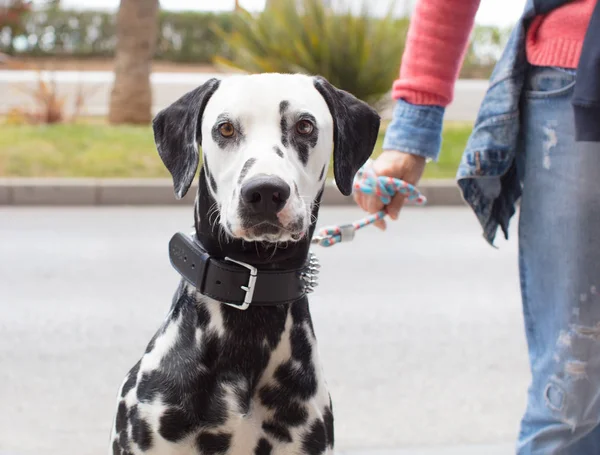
{"left": 0, "top": 1, "right": 528, "bottom": 455}
{"left": 0, "top": 0, "right": 520, "bottom": 178}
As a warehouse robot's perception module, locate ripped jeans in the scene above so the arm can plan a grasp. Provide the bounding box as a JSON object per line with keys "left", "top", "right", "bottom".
{"left": 516, "top": 65, "right": 600, "bottom": 454}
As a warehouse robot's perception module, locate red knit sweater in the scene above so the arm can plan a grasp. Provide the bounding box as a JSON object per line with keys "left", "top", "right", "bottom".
{"left": 392, "top": 0, "right": 596, "bottom": 107}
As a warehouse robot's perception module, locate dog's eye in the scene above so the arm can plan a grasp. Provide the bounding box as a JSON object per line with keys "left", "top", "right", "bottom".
{"left": 218, "top": 122, "right": 235, "bottom": 138}
{"left": 296, "top": 120, "right": 314, "bottom": 135}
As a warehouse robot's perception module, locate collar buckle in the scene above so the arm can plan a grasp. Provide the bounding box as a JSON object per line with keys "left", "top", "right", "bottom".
{"left": 223, "top": 257, "right": 258, "bottom": 310}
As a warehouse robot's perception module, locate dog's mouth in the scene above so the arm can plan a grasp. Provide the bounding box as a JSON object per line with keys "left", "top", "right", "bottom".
{"left": 231, "top": 218, "right": 307, "bottom": 243}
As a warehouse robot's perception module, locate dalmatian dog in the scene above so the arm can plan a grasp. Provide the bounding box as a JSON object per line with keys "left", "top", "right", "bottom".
{"left": 110, "top": 73, "right": 380, "bottom": 455}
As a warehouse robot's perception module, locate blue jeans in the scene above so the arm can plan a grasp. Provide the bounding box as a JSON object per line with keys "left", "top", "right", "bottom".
{"left": 516, "top": 66, "right": 600, "bottom": 454}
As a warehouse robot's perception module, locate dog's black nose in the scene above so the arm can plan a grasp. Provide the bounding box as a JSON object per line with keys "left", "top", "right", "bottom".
{"left": 241, "top": 176, "right": 290, "bottom": 214}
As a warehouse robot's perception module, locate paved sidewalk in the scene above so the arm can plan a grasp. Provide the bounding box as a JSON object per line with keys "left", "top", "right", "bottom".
{"left": 0, "top": 445, "right": 515, "bottom": 455}
{"left": 0, "top": 207, "right": 527, "bottom": 455}
{"left": 343, "top": 444, "right": 515, "bottom": 455}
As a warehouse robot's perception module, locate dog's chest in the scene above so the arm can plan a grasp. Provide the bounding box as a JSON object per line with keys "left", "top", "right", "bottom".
{"left": 112, "top": 293, "right": 333, "bottom": 455}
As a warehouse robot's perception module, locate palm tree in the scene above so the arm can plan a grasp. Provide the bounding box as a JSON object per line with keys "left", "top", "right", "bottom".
{"left": 108, "top": 0, "right": 159, "bottom": 125}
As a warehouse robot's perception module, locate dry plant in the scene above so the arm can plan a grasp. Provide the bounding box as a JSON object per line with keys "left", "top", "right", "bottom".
{"left": 9, "top": 71, "right": 100, "bottom": 125}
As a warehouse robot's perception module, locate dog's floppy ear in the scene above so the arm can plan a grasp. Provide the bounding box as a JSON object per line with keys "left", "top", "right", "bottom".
{"left": 313, "top": 76, "right": 380, "bottom": 196}
{"left": 153, "top": 78, "right": 221, "bottom": 199}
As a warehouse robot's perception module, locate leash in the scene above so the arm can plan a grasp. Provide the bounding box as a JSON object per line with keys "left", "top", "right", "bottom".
{"left": 311, "top": 159, "right": 427, "bottom": 247}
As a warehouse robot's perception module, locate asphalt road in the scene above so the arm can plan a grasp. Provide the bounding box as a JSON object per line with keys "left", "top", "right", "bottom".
{"left": 0, "top": 70, "right": 488, "bottom": 122}
{"left": 0, "top": 206, "right": 527, "bottom": 455}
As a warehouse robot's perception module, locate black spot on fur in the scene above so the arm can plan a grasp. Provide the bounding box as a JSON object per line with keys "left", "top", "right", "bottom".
{"left": 200, "top": 331, "right": 222, "bottom": 369}
{"left": 238, "top": 158, "right": 257, "bottom": 184}
{"left": 319, "top": 164, "right": 326, "bottom": 181}
{"left": 259, "top": 384, "right": 308, "bottom": 426}
{"left": 129, "top": 405, "right": 153, "bottom": 451}
{"left": 197, "top": 432, "right": 232, "bottom": 455}
{"left": 262, "top": 420, "right": 293, "bottom": 443}
{"left": 302, "top": 420, "right": 327, "bottom": 455}
{"left": 118, "top": 427, "right": 130, "bottom": 452}
{"left": 136, "top": 300, "right": 227, "bottom": 443}
{"left": 277, "top": 400, "right": 308, "bottom": 426}
{"left": 115, "top": 401, "right": 127, "bottom": 435}
{"left": 231, "top": 379, "right": 252, "bottom": 415}
{"left": 279, "top": 103, "right": 319, "bottom": 166}
{"left": 292, "top": 299, "right": 316, "bottom": 337}
{"left": 279, "top": 100, "right": 290, "bottom": 115}
{"left": 288, "top": 217, "right": 304, "bottom": 234}
{"left": 290, "top": 325, "right": 312, "bottom": 362}
{"left": 290, "top": 114, "right": 318, "bottom": 165}
{"left": 259, "top": 384, "right": 282, "bottom": 408}
{"left": 121, "top": 361, "right": 140, "bottom": 398}
{"left": 324, "top": 405, "right": 334, "bottom": 447}
{"left": 275, "top": 361, "right": 317, "bottom": 400}
{"left": 112, "top": 439, "right": 121, "bottom": 455}
{"left": 286, "top": 304, "right": 318, "bottom": 396}
{"left": 196, "top": 303, "right": 211, "bottom": 330}
{"left": 274, "top": 146, "right": 284, "bottom": 158}
{"left": 136, "top": 372, "right": 160, "bottom": 403}
{"left": 145, "top": 333, "right": 158, "bottom": 354}
{"left": 255, "top": 437, "right": 273, "bottom": 455}
{"left": 159, "top": 407, "right": 197, "bottom": 442}
{"left": 280, "top": 101, "right": 290, "bottom": 147}
{"left": 221, "top": 303, "right": 287, "bottom": 351}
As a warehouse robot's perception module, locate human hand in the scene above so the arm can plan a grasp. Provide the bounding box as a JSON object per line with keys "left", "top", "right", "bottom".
{"left": 353, "top": 151, "right": 426, "bottom": 230}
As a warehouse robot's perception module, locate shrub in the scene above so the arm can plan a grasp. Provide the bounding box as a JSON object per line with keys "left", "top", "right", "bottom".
{"left": 0, "top": 9, "right": 234, "bottom": 63}
{"left": 214, "top": 0, "right": 409, "bottom": 106}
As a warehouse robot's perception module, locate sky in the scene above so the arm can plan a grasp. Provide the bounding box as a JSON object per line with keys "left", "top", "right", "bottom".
{"left": 40, "top": 0, "right": 525, "bottom": 27}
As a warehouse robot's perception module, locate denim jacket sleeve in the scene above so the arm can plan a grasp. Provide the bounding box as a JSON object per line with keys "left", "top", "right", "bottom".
{"left": 382, "top": 99, "right": 445, "bottom": 162}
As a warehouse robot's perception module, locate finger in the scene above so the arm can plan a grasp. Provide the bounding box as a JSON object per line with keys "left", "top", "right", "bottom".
{"left": 386, "top": 193, "right": 406, "bottom": 220}
{"left": 366, "top": 195, "right": 384, "bottom": 214}
{"left": 374, "top": 218, "right": 386, "bottom": 230}
{"left": 353, "top": 191, "right": 364, "bottom": 209}
{"left": 356, "top": 194, "right": 371, "bottom": 213}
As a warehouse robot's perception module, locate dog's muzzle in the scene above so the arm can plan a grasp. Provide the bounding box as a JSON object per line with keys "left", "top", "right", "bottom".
{"left": 236, "top": 175, "right": 304, "bottom": 240}
{"left": 240, "top": 175, "right": 290, "bottom": 216}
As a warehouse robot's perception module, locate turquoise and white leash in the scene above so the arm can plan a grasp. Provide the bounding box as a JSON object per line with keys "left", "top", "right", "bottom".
{"left": 311, "top": 159, "right": 427, "bottom": 247}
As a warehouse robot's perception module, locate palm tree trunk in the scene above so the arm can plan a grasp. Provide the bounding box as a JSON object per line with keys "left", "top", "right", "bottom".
{"left": 108, "top": 0, "right": 159, "bottom": 124}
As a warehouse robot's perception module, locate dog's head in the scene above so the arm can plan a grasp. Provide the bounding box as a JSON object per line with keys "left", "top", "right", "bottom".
{"left": 153, "top": 73, "right": 379, "bottom": 244}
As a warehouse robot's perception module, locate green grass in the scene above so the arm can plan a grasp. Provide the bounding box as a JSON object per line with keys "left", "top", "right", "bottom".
{"left": 0, "top": 121, "right": 470, "bottom": 179}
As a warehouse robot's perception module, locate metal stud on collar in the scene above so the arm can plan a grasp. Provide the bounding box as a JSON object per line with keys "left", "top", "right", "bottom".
{"left": 300, "top": 252, "right": 320, "bottom": 294}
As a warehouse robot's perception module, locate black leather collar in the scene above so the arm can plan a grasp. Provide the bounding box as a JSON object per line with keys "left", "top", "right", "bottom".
{"left": 168, "top": 232, "right": 319, "bottom": 310}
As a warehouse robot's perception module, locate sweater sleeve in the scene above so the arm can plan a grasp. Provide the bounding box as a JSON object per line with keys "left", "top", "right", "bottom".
{"left": 383, "top": 0, "right": 481, "bottom": 161}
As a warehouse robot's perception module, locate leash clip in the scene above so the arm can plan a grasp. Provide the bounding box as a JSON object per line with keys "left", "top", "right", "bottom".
{"left": 311, "top": 235, "right": 327, "bottom": 245}
{"left": 337, "top": 224, "right": 355, "bottom": 243}
{"left": 311, "top": 224, "right": 356, "bottom": 247}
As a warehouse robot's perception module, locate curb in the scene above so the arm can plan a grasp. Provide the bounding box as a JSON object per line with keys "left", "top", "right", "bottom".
{"left": 0, "top": 178, "right": 465, "bottom": 207}
{"left": 339, "top": 443, "right": 514, "bottom": 455}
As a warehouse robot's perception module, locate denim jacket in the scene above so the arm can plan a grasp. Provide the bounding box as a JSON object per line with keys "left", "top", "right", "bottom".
{"left": 383, "top": 0, "right": 575, "bottom": 246}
